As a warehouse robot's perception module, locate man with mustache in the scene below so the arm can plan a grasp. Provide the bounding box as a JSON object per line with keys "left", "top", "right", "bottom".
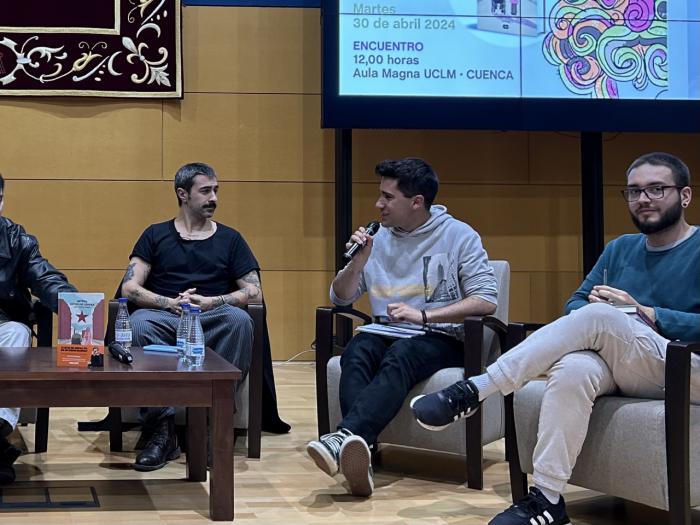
{"left": 121, "top": 162, "right": 261, "bottom": 471}
{"left": 412, "top": 152, "right": 699, "bottom": 525}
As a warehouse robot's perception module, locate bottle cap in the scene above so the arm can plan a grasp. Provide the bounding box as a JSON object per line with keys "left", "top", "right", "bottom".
{"left": 118, "top": 297, "right": 128, "bottom": 303}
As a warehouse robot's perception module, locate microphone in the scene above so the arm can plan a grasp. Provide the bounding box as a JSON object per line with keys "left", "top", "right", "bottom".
{"left": 108, "top": 342, "right": 133, "bottom": 364}
{"left": 343, "top": 221, "right": 380, "bottom": 261}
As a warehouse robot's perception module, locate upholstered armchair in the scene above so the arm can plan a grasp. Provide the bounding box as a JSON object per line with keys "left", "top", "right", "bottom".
{"left": 315, "top": 260, "right": 510, "bottom": 489}
{"left": 505, "top": 322, "right": 700, "bottom": 525}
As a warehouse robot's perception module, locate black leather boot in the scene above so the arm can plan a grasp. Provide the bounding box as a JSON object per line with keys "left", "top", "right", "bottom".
{"left": 0, "top": 436, "right": 20, "bottom": 485}
{"left": 134, "top": 416, "right": 180, "bottom": 471}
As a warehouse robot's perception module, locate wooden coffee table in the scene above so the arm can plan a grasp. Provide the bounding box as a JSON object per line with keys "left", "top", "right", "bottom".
{"left": 0, "top": 346, "right": 240, "bottom": 521}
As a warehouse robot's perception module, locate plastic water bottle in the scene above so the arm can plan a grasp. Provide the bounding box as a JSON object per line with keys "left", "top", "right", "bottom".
{"left": 176, "top": 303, "right": 191, "bottom": 359}
{"left": 114, "top": 298, "right": 133, "bottom": 350}
{"left": 185, "top": 305, "right": 205, "bottom": 367}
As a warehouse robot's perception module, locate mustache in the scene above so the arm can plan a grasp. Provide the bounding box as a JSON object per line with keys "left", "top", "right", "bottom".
{"left": 203, "top": 203, "right": 217, "bottom": 209}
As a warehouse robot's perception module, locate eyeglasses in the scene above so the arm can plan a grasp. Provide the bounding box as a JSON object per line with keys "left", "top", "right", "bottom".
{"left": 620, "top": 185, "right": 682, "bottom": 202}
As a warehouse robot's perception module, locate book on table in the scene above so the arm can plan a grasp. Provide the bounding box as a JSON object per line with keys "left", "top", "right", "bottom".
{"left": 57, "top": 292, "right": 105, "bottom": 367}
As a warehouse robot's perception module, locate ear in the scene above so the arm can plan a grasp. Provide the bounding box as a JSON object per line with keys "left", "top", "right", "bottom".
{"left": 412, "top": 194, "right": 425, "bottom": 210}
{"left": 681, "top": 186, "right": 692, "bottom": 208}
{"left": 176, "top": 187, "right": 189, "bottom": 204}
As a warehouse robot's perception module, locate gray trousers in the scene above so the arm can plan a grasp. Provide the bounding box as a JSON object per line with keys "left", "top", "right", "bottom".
{"left": 130, "top": 305, "right": 254, "bottom": 426}
{"left": 0, "top": 321, "right": 33, "bottom": 429}
{"left": 487, "top": 302, "right": 700, "bottom": 493}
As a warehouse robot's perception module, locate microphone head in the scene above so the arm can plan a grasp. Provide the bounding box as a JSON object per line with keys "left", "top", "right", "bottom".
{"left": 366, "top": 221, "right": 380, "bottom": 235}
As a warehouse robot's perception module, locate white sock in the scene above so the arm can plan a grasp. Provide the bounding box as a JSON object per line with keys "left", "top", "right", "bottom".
{"left": 536, "top": 485, "right": 561, "bottom": 505}
{"left": 469, "top": 373, "right": 499, "bottom": 401}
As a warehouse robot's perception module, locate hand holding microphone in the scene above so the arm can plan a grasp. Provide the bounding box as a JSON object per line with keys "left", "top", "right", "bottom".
{"left": 343, "top": 221, "right": 380, "bottom": 262}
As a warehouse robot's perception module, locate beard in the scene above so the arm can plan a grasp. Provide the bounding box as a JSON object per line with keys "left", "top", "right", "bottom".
{"left": 630, "top": 199, "right": 683, "bottom": 235}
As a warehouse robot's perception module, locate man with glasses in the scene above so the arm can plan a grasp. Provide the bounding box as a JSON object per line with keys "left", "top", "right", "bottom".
{"left": 412, "top": 152, "right": 699, "bottom": 525}
{"left": 0, "top": 173, "right": 77, "bottom": 484}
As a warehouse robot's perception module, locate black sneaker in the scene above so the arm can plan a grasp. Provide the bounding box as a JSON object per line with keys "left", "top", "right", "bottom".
{"left": 306, "top": 428, "right": 352, "bottom": 477}
{"left": 490, "top": 487, "right": 571, "bottom": 525}
{"left": 410, "top": 379, "right": 480, "bottom": 430}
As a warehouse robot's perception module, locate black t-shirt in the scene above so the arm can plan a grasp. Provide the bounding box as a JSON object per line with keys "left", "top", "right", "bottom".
{"left": 130, "top": 220, "right": 259, "bottom": 298}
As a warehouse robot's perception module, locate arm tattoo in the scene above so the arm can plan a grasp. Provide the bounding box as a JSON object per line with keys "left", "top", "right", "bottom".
{"left": 241, "top": 271, "right": 260, "bottom": 286}
{"left": 155, "top": 295, "right": 169, "bottom": 309}
{"left": 241, "top": 271, "right": 261, "bottom": 299}
{"left": 122, "top": 263, "right": 136, "bottom": 284}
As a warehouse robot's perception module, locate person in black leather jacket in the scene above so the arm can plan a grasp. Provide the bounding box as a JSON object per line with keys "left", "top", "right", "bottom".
{"left": 0, "top": 173, "right": 76, "bottom": 485}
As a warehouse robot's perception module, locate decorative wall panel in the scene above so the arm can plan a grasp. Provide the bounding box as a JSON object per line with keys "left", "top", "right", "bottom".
{"left": 0, "top": 1, "right": 181, "bottom": 97}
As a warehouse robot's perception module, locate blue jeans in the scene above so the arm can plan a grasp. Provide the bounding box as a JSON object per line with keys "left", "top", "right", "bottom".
{"left": 338, "top": 331, "right": 463, "bottom": 444}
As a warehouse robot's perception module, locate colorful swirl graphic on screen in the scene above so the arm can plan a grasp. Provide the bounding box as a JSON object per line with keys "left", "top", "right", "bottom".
{"left": 543, "top": 0, "right": 668, "bottom": 98}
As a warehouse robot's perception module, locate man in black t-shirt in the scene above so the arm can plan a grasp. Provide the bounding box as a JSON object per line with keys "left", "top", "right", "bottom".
{"left": 121, "top": 162, "right": 262, "bottom": 472}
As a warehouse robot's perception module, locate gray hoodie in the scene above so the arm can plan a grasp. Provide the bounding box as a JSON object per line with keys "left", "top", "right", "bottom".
{"left": 331, "top": 205, "right": 497, "bottom": 340}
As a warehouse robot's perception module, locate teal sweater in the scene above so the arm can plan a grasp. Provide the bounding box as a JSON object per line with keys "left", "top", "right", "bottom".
{"left": 565, "top": 228, "right": 700, "bottom": 341}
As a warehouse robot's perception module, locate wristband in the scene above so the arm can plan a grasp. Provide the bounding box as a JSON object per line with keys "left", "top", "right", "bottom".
{"left": 421, "top": 309, "right": 428, "bottom": 326}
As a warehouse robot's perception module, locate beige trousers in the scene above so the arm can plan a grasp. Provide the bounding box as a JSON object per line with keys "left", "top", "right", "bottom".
{"left": 487, "top": 302, "right": 700, "bottom": 492}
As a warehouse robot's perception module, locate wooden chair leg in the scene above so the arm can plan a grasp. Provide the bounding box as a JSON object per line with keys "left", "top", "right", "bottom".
{"left": 505, "top": 393, "right": 527, "bottom": 501}
{"left": 465, "top": 410, "right": 484, "bottom": 489}
{"left": 247, "top": 304, "right": 264, "bottom": 459}
{"left": 34, "top": 408, "right": 50, "bottom": 453}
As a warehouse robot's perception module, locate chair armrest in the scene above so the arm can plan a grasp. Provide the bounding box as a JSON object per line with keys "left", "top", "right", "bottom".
{"left": 30, "top": 299, "right": 54, "bottom": 347}
{"left": 505, "top": 322, "right": 546, "bottom": 354}
{"left": 315, "top": 305, "right": 371, "bottom": 437}
{"left": 509, "top": 321, "right": 546, "bottom": 333}
{"left": 664, "top": 340, "right": 700, "bottom": 522}
{"left": 315, "top": 306, "right": 372, "bottom": 363}
{"left": 327, "top": 306, "right": 373, "bottom": 325}
{"left": 665, "top": 340, "right": 700, "bottom": 412}
{"left": 463, "top": 315, "right": 508, "bottom": 377}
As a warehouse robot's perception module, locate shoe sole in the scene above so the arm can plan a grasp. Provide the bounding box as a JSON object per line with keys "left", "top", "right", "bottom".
{"left": 306, "top": 441, "right": 338, "bottom": 477}
{"left": 134, "top": 446, "right": 182, "bottom": 472}
{"left": 409, "top": 395, "right": 477, "bottom": 432}
{"left": 339, "top": 437, "right": 373, "bottom": 497}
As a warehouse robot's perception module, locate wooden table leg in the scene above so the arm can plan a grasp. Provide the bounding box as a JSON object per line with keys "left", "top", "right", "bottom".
{"left": 186, "top": 407, "right": 207, "bottom": 482}
{"left": 210, "top": 380, "right": 234, "bottom": 521}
